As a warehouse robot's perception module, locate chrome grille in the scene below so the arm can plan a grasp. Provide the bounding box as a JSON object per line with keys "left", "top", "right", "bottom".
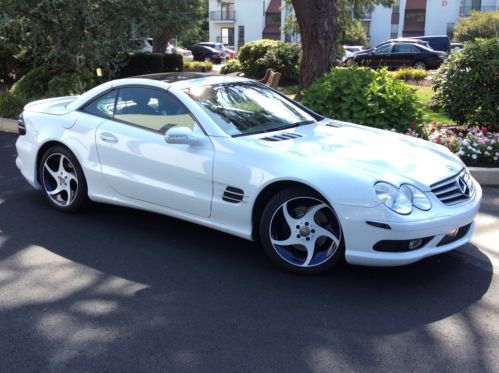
{"left": 431, "top": 169, "right": 475, "bottom": 206}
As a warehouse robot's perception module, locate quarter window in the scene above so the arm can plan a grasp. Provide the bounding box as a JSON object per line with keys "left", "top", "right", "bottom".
{"left": 82, "top": 90, "right": 117, "bottom": 118}
{"left": 392, "top": 44, "right": 419, "bottom": 53}
{"left": 114, "top": 87, "right": 199, "bottom": 134}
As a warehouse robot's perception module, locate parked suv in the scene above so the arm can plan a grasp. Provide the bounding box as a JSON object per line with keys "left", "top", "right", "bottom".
{"left": 190, "top": 42, "right": 227, "bottom": 63}
{"left": 345, "top": 42, "right": 446, "bottom": 70}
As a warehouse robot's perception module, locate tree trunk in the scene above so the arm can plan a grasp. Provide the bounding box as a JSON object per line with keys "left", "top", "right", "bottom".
{"left": 291, "top": 0, "right": 338, "bottom": 89}
{"left": 152, "top": 32, "right": 169, "bottom": 53}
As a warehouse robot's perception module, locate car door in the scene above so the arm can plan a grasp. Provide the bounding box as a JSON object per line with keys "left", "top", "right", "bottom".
{"left": 95, "top": 86, "right": 214, "bottom": 217}
{"left": 369, "top": 44, "right": 392, "bottom": 68}
{"left": 391, "top": 44, "right": 411, "bottom": 68}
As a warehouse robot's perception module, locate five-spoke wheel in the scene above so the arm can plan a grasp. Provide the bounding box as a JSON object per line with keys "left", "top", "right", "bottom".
{"left": 260, "top": 188, "right": 343, "bottom": 274}
{"left": 39, "top": 146, "right": 88, "bottom": 211}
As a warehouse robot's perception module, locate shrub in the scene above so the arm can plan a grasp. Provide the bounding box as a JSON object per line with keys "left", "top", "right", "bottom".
{"left": 302, "top": 67, "right": 422, "bottom": 133}
{"left": 220, "top": 59, "right": 243, "bottom": 74}
{"left": 238, "top": 39, "right": 301, "bottom": 83}
{"left": 432, "top": 38, "right": 499, "bottom": 131}
{"left": 163, "top": 53, "right": 184, "bottom": 72}
{"left": 47, "top": 73, "right": 96, "bottom": 97}
{"left": 183, "top": 61, "right": 213, "bottom": 71}
{"left": 454, "top": 11, "right": 499, "bottom": 42}
{"left": 390, "top": 67, "right": 429, "bottom": 83}
{"left": 427, "top": 126, "right": 499, "bottom": 167}
{"left": 118, "top": 53, "right": 165, "bottom": 77}
{"left": 0, "top": 90, "right": 24, "bottom": 119}
{"left": 10, "top": 66, "right": 53, "bottom": 101}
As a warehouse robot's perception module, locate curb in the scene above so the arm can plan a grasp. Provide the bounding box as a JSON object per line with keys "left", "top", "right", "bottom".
{"left": 0, "top": 117, "right": 497, "bottom": 186}
{"left": 0, "top": 117, "right": 17, "bottom": 133}
{"left": 469, "top": 167, "right": 499, "bottom": 187}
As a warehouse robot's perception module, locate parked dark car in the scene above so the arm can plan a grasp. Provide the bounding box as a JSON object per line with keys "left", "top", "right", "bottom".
{"left": 345, "top": 42, "right": 446, "bottom": 70}
{"left": 410, "top": 35, "right": 451, "bottom": 53}
{"left": 190, "top": 42, "right": 226, "bottom": 63}
{"left": 376, "top": 38, "right": 431, "bottom": 49}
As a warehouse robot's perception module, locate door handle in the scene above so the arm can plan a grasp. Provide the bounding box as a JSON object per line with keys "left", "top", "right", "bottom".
{"left": 100, "top": 132, "right": 118, "bottom": 143}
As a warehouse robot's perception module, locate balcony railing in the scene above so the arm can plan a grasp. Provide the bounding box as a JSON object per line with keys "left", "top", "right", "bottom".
{"left": 460, "top": 5, "right": 497, "bottom": 16}
{"left": 216, "top": 36, "right": 235, "bottom": 46}
{"left": 210, "top": 11, "right": 236, "bottom": 22}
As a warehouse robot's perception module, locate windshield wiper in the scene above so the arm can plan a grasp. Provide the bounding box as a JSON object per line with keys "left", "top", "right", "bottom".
{"left": 271, "top": 120, "right": 316, "bottom": 131}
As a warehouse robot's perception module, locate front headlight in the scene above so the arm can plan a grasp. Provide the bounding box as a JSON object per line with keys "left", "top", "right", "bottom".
{"left": 400, "top": 184, "right": 432, "bottom": 211}
{"left": 374, "top": 182, "right": 431, "bottom": 214}
{"left": 374, "top": 182, "right": 413, "bottom": 215}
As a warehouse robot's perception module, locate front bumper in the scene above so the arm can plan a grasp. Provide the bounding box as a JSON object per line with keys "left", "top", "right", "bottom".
{"left": 336, "top": 180, "right": 482, "bottom": 266}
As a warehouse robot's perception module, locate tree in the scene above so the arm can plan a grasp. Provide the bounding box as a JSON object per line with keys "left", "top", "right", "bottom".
{"left": 289, "top": 0, "right": 394, "bottom": 89}
{"left": 0, "top": 0, "right": 148, "bottom": 77}
{"left": 147, "top": 0, "right": 205, "bottom": 52}
{"left": 453, "top": 11, "right": 499, "bottom": 42}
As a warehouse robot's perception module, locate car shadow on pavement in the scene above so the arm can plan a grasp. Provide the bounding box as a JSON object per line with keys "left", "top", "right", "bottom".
{"left": 0, "top": 186, "right": 495, "bottom": 372}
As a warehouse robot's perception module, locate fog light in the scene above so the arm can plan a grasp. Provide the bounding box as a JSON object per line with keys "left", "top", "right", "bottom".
{"left": 408, "top": 239, "right": 423, "bottom": 250}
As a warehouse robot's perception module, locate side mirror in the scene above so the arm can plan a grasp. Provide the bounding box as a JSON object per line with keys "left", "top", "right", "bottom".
{"left": 165, "top": 126, "right": 200, "bottom": 145}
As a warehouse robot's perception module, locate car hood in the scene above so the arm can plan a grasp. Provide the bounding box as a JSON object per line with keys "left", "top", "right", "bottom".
{"left": 246, "top": 121, "right": 464, "bottom": 190}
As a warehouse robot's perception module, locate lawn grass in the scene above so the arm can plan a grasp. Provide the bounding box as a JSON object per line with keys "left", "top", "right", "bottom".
{"left": 279, "top": 83, "right": 454, "bottom": 125}
{"left": 410, "top": 84, "right": 454, "bottom": 125}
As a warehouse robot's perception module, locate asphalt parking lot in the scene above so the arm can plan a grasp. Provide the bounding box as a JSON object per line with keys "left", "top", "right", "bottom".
{"left": 0, "top": 131, "right": 498, "bottom": 372}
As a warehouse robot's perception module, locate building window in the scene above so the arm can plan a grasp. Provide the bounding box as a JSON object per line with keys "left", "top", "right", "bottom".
{"left": 392, "top": 0, "right": 400, "bottom": 13}
{"left": 405, "top": 10, "right": 425, "bottom": 23}
{"left": 220, "top": 27, "right": 234, "bottom": 46}
{"left": 391, "top": 24, "right": 399, "bottom": 39}
{"left": 238, "top": 26, "right": 245, "bottom": 48}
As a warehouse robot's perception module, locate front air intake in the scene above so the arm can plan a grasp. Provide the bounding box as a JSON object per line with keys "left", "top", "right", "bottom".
{"left": 261, "top": 133, "right": 302, "bottom": 142}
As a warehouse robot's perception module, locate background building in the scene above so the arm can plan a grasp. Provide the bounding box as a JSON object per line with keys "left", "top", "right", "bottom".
{"left": 209, "top": 0, "right": 498, "bottom": 51}
{"left": 208, "top": 0, "right": 281, "bottom": 51}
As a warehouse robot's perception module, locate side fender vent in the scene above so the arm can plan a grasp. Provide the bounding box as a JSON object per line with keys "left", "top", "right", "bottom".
{"left": 222, "top": 186, "right": 245, "bottom": 203}
{"left": 262, "top": 132, "right": 302, "bottom": 142}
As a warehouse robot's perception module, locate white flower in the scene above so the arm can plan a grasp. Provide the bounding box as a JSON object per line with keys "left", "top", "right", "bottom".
{"left": 487, "top": 146, "right": 492, "bottom": 151}
{"left": 494, "top": 156, "right": 498, "bottom": 161}
{"left": 472, "top": 154, "right": 477, "bottom": 160}
{"left": 457, "top": 150, "right": 465, "bottom": 156}
{"left": 484, "top": 151, "right": 490, "bottom": 156}
{"left": 462, "top": 139, "right": 469, "bottom": 145}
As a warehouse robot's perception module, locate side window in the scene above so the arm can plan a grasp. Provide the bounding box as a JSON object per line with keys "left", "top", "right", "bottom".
{"left": 114, "top": 87, "right": 199, "bottom": 133}
{"left": 393, "top": 44, "right": 413, "bottom": 53}
{"left": 410, "top": 46, "right": 420, "bottom": 53}
{"left": 82, "top": 90, "right": 117, "bottom": 118}
{"left": 376, "top": 45, "right": 392, "bottom": 54}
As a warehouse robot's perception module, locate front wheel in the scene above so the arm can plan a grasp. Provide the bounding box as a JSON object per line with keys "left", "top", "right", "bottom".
{"left": 260, "top": 188, "right": 344, "bottom": 274}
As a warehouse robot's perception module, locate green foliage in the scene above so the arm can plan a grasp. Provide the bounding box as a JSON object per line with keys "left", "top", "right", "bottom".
{"left": 1, "top": 1, "right": 149, "bottom": 77}
{"left": 432, "top": 39, "right": 499, "bottom": 131}
{"left": 47, "top": 73, "right": 96, "bottom": 97}
{"left": 390, "top": 68, "right": 429, "bottom": 83}
{"left": 237, "top": 39, "right": 301, "bottom": 83}
{"left": 183, "top": 61, "right": 213, "bottom": 71}
{"left": 0, "top": 90, "right": 23, "bottom": 119}
{"left": 220, "top": 59, "right": 243, "bottom": 74}
{"left": 163, "top": 54, "right": 184, "bottom": 72}
{"left": 302, "top": 67, "right": 422, "bottom": 133}
{"left": 338, "top": 18, "right": 368, "bottom": 47}
{"left": 10, "top": 66, "right": 54, "bottom": 102}
{"left": 454, "top": 11, "right": 499, "bottom": 42}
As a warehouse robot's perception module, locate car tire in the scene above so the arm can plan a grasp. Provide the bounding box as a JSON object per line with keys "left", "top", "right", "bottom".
{"left": 259, "top": 187, "right": 344, "bottom": 274}
{"left": 413, "top": 61, "right": 426, "bottom": 70}
{"left": 39, "top": 145, "right": 88, "bottom": 212}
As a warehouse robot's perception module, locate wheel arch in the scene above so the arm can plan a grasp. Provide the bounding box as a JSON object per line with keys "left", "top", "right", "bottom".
{"left": 251, "top": 180, "right": 330, "bottom": 241}
{"left": 36, "top": 140, "right": 86, "bottom": 185}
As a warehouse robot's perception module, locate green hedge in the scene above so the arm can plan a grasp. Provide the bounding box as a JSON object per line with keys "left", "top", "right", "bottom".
{"left": 183, "top": 61, "right": 213, "bottom": 71}
{"left": 0, "top": 90, "right": 24, "bottom": 119}
{"left": 10, "top": 66, "right": 54, "bottom": 102}
{"left": 220, "top": 59, "right": 242, "bottom": 74}
{"left": 432, "top": 38, "right": 498, "bottom": 131}
{"left": 237, "top": 39, "right": 301, "bottom": 83}
{"left": 302, "top": 67, "right": 422, "bottom": 133}
{"left": 119, "top": 53, "right": 183, "bottom": 78}
{"left": 47, "top": 73, "right": 96, "bottom": 97}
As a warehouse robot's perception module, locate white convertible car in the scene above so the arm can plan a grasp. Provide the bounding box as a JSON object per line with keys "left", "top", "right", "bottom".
{"left": 15, "top": 73, "right": 482, "bottom": 274}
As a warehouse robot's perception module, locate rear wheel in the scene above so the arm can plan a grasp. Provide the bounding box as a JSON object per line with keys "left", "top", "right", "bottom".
{"left": 260, "top": 188, "right": 344, "bottom": 274}
{"left": 413, "top": 61, "right": 426, "bottom": 70}
{"left": 39, "top": 146, "right": 88, "bottom": 212}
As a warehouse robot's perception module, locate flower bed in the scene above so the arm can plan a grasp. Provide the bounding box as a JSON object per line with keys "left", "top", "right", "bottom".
{"left": 422, "top": 124, "right": 498, "bottom": 167}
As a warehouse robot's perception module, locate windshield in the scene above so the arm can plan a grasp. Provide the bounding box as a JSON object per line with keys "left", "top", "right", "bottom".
{"left": 184, "top": 83, "right": 317, "bottom": 136}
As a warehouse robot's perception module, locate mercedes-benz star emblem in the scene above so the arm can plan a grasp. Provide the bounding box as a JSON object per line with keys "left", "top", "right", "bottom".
{"left": 458, "top": 176, "right": 470, "bottom": 197}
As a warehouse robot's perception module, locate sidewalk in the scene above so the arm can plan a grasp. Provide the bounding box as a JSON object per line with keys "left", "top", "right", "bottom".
{"left": 0, "top": 117, "right": 16, "bottom": 133}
